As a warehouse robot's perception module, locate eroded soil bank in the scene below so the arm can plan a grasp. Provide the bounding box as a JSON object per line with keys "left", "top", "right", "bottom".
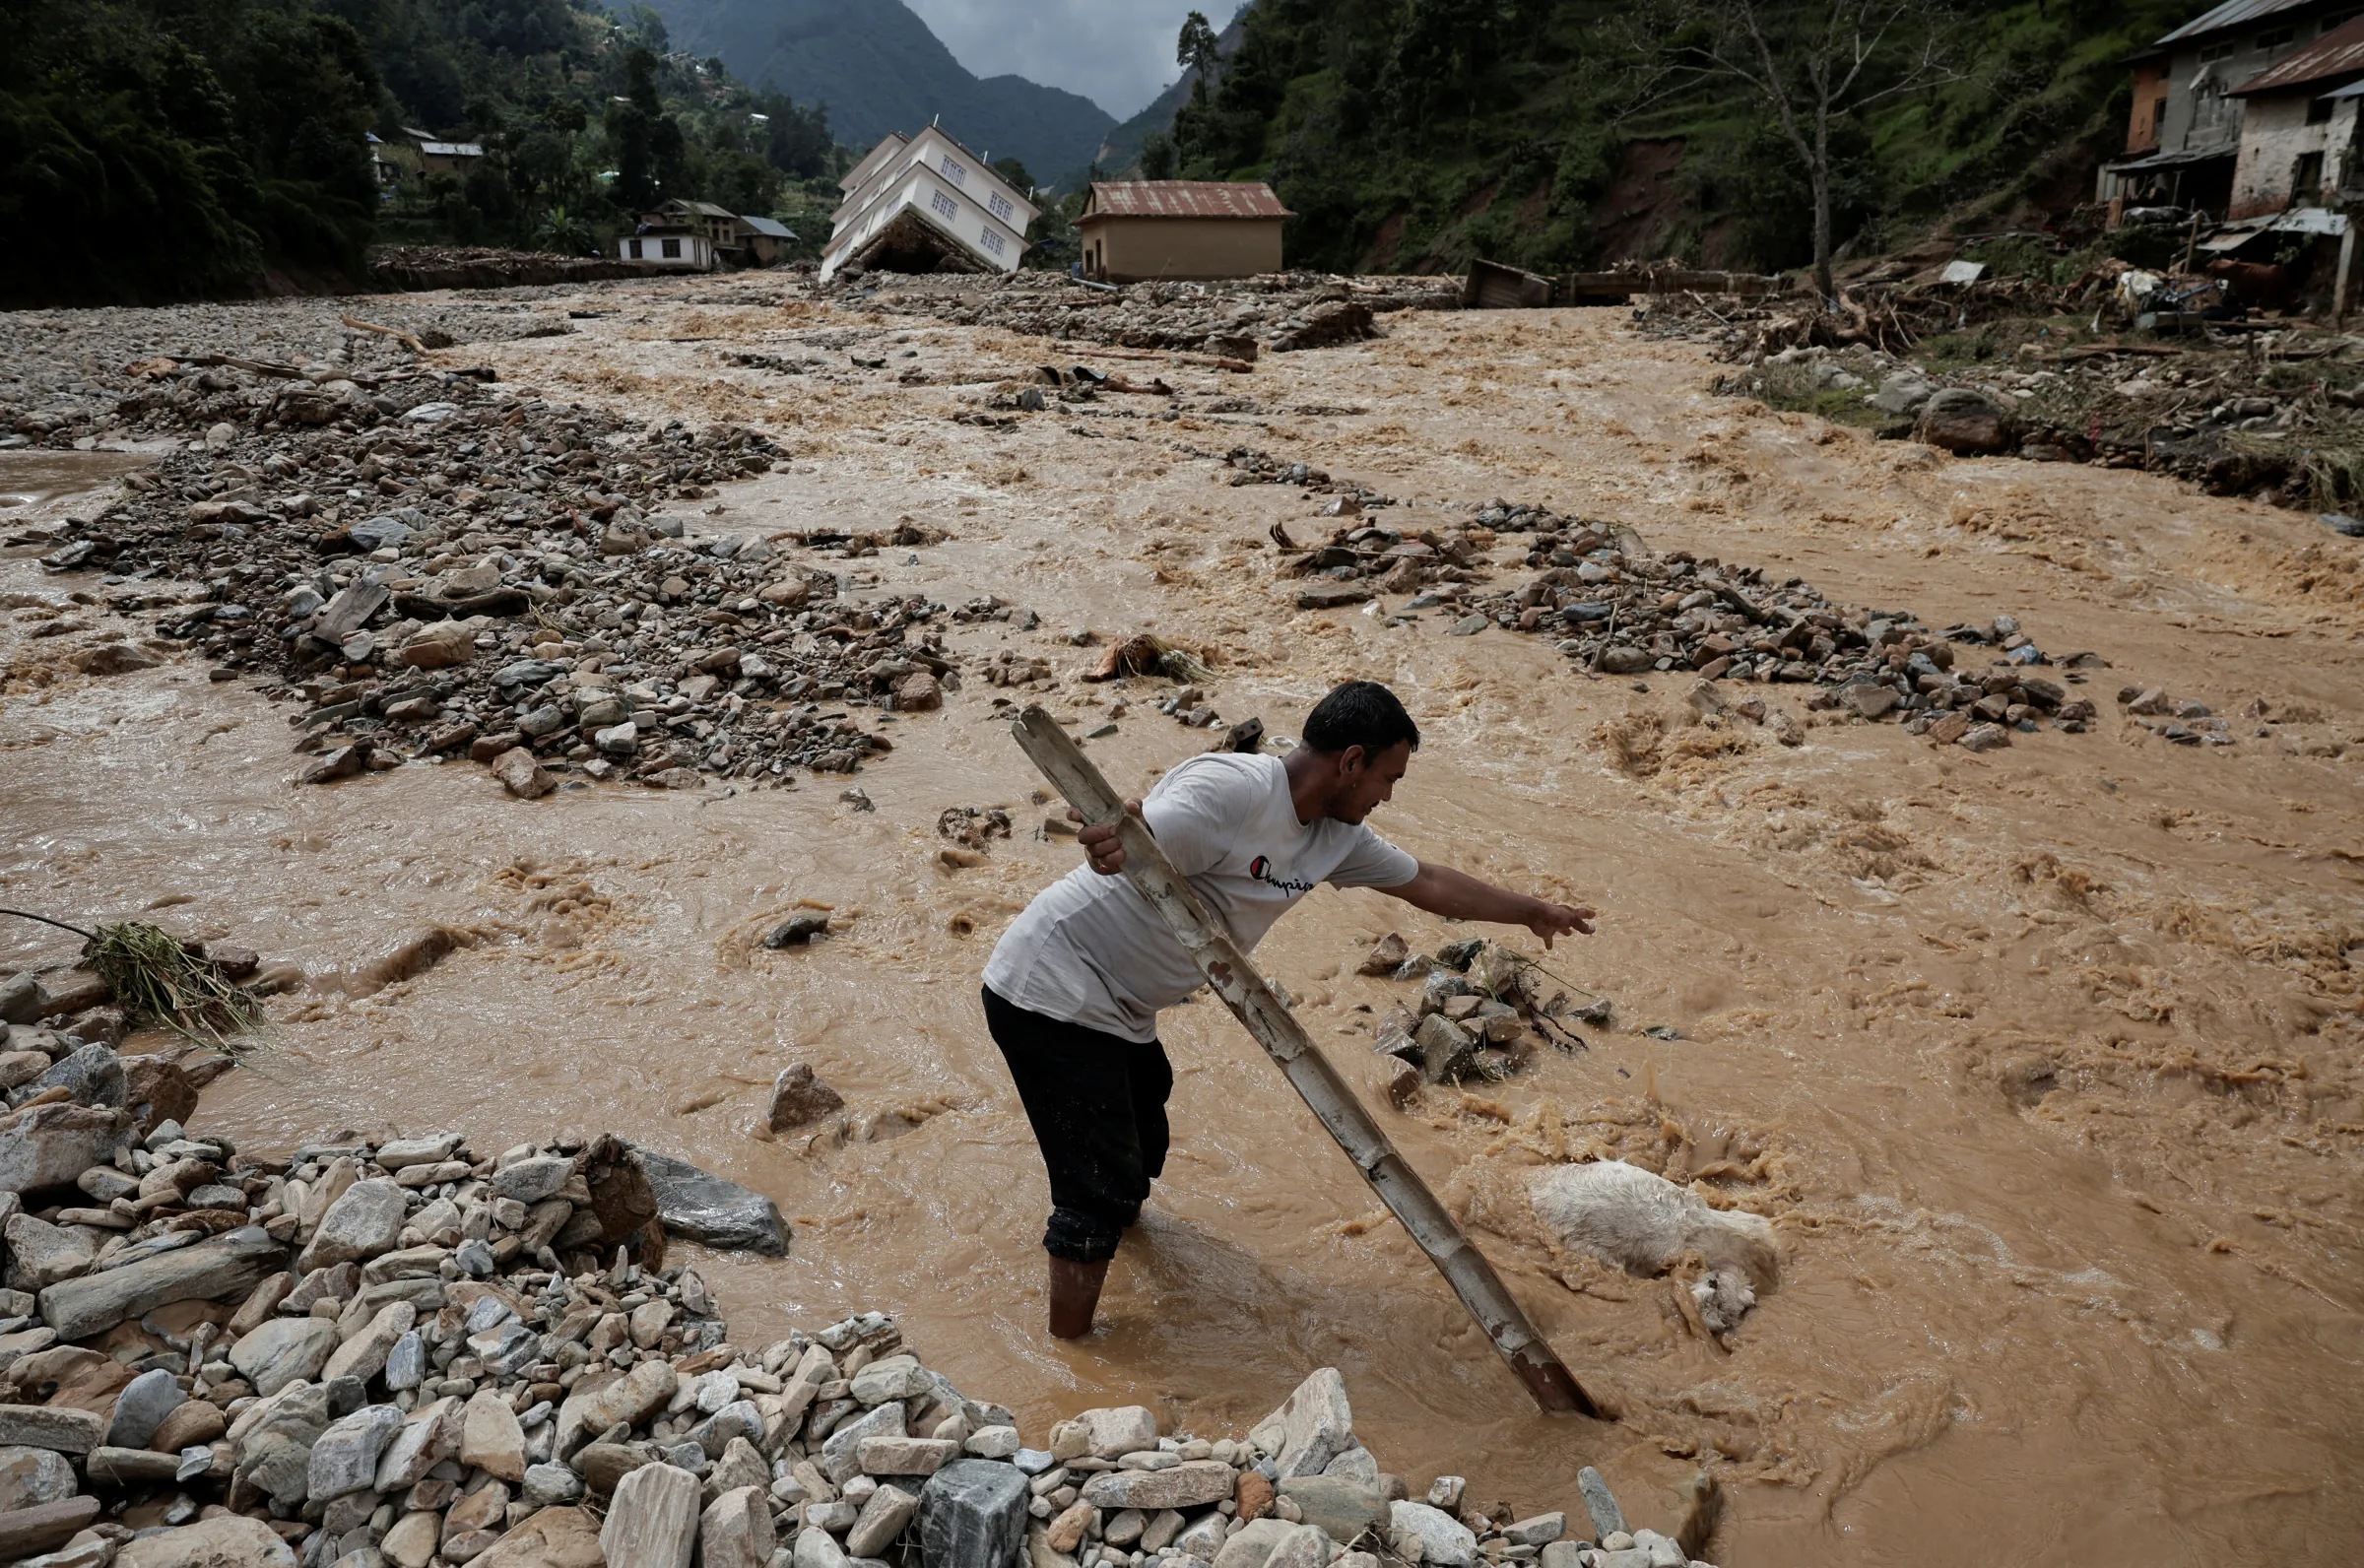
{"left": 4, "top": 277, "right": 2360, "bottom": 1566}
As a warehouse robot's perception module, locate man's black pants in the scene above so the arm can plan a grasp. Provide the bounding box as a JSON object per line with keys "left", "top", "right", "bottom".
{"left": 982, "top": 985, "right": 1172, "bottom": 1264}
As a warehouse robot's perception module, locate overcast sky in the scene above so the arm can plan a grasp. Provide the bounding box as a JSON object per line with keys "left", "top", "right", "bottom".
{"left": 902, "top": 0, "right": 1215, "bottom": 121}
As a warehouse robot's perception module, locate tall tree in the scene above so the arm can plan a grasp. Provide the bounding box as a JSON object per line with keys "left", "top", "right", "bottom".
{"left": 1672, "top": 0, "right": 1959, "bottom": 299}
{"left": 1178, "top": 10, "right": 1221, "bottom": 102}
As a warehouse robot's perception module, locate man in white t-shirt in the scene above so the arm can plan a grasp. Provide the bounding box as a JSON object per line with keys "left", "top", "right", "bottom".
{"left": 982, "top": 680, "right": 1594, "bottom": 1338}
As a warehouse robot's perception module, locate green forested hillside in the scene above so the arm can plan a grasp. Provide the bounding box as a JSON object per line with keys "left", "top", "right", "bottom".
{"left": 0, "top": 0, "right": 844, "bottom": 307}
{"left": 1164, "top": 0, "right": 2199, "bottom": 275}
{"left": 0, "top": 0, "right": 383, "bottom": 305}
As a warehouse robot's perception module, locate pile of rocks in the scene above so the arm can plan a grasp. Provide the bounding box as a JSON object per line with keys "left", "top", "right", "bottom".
{"left": 849, "top": 273, "right": 1460, "bottom": 359}
{"left": 1359, "top": 938, "right": 1587, "bottom": 1106}
{"left": 2115, "top": 685, "right": 2234, "bottom": 747}
{"left": 0, "top": 300, "right": 589, "bottom": 451}
{"left": 23, "top": 359, "right": 965, "bottom": 790}
{"left": 0, "top": 1026, "right": 1725, "bottom": 1568}
{"left": 1290, "top": 501, "right": 2115, "bottom": 750}
{"left": 1215, "top": 451, "right": 1394, "bottom": 511}
{"left": 1701, "top": 330, "right": 2364, "bottom": 504}
{"left": 0, "top": 996, "right": 813, "bottom": 1565}
{"left": 1278, "top": 515, "right": 1495, "bottom": 612}
{"left": 364, "top": 250, "right": 656, "bottom": 294}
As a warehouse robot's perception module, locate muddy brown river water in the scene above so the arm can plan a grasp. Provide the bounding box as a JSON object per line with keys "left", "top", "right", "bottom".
{"left": 4, "top": 289, "right": 2361, "bottom": 1565}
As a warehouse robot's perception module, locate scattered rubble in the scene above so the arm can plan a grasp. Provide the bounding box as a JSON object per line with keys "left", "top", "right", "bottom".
{"left": 1283, "top": 499, "right": 2125, "bottom": 751}
{"left": 849, "top": 272, "right": 1460, "bottom": 359}
{"left": 0, "top": 976, "right": 1727, "bottom": 1568}
{"left": 1365, "top": 939, "right": 1593, "bottom": 1106}
{"left": 0, "top": 299, "right": 596, "bottom": 449}
{"left": 12, "top": 356, "right": 969, "bottom": 788}
{"left": 364, "top": 248, "right": 664, "bottom": 294}
{"left": 1664, "top": 281, "right": 2364, "bottom": 508}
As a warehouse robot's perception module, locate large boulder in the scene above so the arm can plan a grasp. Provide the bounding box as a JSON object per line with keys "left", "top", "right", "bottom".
{"left": 41, "top": 1227, "right": 284, "bottom": 1339}
{"left": 1916, "top": 387, "right": 2012, "bottom": 454}
{"left": 0, "top": 1444, "right": 78, "bottom": 1510}
{"left": 624, "top": 1144, "right": 789, "bottom": 1256}
{"left": 34, "top": 1044, "right": 123, "bottom": 1108}
{"left": 0, "top": 1104, "right": 125, "bottom": 1194}
{"left": 1258, "top": 1368, "right": 1353, "bottom": 1479}
{"left": 4, "top": 1213, "right": 95, "bottom": 1292}
{"left": 117, "top": 1513, "right": 298, "bottom": 1568}
{"left": 297, "top": 1177, "right": 407, "bottom": 1272}
{"left": 227, "top": 1318, "right": 340, "bottom": 1397}
{"left": 601, "top": 1461, "right": 700, "bottom": 1568}
{"left": 918, "top": 1460, "right": 1029, "bottom": 1568}
{"left": 102, "top": 1366, "right": 185, "bottom": 1449}
{"left": 1387, "top": 1502, "right": 1477, "bottom": 1568}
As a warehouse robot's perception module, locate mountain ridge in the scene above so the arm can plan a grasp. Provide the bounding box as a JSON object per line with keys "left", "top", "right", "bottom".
{"left": 641, "top": 0, "right": 1113, "bottom": 185}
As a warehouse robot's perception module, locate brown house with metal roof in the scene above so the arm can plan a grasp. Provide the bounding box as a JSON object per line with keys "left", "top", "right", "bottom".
{"left": 1075, "top": 181, "right": 1293, "bottom": 282}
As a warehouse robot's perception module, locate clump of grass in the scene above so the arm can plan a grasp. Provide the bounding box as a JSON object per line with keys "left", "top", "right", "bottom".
{"left": 1714, "top": 362, "right": 1888, "bottom": 426}
{"left": 3, "top": 909, "right": 269, "bottom": 1054}
{"left": 83, "top": 922, "right": 269, "bottom": 1052}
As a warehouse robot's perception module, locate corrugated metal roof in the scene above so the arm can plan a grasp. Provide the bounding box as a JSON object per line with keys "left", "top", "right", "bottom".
{"left": 2231, "top": 13, "right": 2364, "bottom": 89}
{"left": 1084, "top": 181, "right": 1294, "bottom": 220}
{"left": 2158, "top": 0, "right": 2319, "bottom": 46}
{"left": 418, "top": 142, "right": 483, "bottom": 158}
{"left": 740, "top": 217, "right": 796, "bottom": 238}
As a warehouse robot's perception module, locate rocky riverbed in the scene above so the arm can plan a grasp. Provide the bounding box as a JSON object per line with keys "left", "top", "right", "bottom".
{"left": 4, "top": 270, "right": 2361, "bottom": 1568}
{"left": 0, "top": 974, "right": 1714, "bottom": 1568}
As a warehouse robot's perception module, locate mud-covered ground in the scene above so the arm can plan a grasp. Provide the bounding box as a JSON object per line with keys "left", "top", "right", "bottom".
{"left": 4, "top": 272, "right": 2361, "bottom": 1567}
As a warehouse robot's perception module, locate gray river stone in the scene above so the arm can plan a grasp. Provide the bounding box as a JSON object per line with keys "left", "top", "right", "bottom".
{"left": 918, "top": 1459, "right": 1029, "bottom": 1568}
{"left": 624, "top": 1144, "right": 790, "bottom": 1257}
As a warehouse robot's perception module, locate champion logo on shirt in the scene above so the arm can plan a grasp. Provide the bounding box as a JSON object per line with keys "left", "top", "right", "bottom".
{"left": 1246, "top": 855, "right": 1315, "bottom": 895}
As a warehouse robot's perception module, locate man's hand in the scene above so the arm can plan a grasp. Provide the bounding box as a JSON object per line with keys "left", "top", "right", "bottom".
{"left": 1073, "top": 799, "right": 1145, "bottom": 877}
{"left": 1388, "top": 862, "right": 1598, "bottom": 946}
{"left": 1525, "top": 899, "right": 1596, "bottom": 948}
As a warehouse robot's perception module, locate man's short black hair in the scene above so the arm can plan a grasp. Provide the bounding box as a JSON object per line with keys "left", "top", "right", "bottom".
{"left": 1302, "top": 680, "right": 1420, "bottom": 756}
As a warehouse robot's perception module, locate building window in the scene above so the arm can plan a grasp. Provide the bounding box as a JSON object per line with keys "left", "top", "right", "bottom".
{"left": 941, "top": 156, "right": 966, "bottom": 186}
{"left": 2153, "top": 97, "right": 2169, "bottom": 134}
{"left": 2257, "top": 27, "right": 2294, "bottom": 48}
{"left": 628, "top": 238, "right": 643, "bottom": 259}
{"left": 2200, "top": 40, "right": 2236, "bottom": 61}
{"left": 2325, "top": 10, "right": 2360, "bottom": 32}
{"left": 2310, "top": 95, "right": 2336, "bottom": 124}
{"left": 2297, "top": 149, "right": 2327, "bottom": 194}
{"left": 930, "top": 189, "right": 958, "bottom": 220}
{"left": 980, "top": 227, "right": 1006, "bottom": 256}
{"left": 663, "top": 236, "right": 681, "bottom": 258}
{"left": 988, "top": 191, "right": 1014, "bottom": 223}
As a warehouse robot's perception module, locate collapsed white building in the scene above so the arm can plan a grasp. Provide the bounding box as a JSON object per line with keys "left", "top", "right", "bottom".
{"left": 820, "top": 125, "right": 1038, "bottom": 281}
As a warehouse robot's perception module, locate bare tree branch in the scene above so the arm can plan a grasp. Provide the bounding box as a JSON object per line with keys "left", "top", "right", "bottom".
{"left": 1655, "top": 0, "right": 1960, "bottom": 300}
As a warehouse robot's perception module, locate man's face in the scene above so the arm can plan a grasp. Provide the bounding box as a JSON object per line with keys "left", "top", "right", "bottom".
{"left": 1330, "top": 741, "right": 1412, "bottom": 824}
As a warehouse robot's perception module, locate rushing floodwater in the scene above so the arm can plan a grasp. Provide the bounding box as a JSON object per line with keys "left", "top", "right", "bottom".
{"left": 4, "top": 297, "right": 2360, "bottom": 1566}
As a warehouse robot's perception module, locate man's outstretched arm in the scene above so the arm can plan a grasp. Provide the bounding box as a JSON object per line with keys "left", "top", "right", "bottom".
{"left": 1384, "top": 862, "right": 1595, "bottom": 948}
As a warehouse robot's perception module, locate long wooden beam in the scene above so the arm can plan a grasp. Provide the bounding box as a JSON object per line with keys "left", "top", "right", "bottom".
{"left": 1008, "top": 706, "right": 1601, "bottom": 1417}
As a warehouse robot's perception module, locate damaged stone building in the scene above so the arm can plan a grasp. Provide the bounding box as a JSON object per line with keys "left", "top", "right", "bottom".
{"left": 2099, "top": 0, "right": 2364, "bottom": 217}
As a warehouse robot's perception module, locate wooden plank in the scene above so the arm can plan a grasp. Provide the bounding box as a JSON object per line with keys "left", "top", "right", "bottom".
{"left": 1008, "top": 706, "right": 1601, "bottom": 1417}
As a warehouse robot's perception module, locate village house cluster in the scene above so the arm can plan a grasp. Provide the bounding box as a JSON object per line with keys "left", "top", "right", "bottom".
{"left": 620, "top": 200, "right": 798, "bottom": 271}
{"left": 819, "top": 123, "right": 1292, "bottom": 284}
{"left": 2102, "top": 0, "right": 2364, "bottom": 220}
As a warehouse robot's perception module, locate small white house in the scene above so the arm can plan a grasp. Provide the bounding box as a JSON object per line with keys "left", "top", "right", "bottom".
{"left": 619, "top": 231, "right": 715, "bottom": 269}
{"left": 820, "top": 125, "right": 1037, "bottom": 281}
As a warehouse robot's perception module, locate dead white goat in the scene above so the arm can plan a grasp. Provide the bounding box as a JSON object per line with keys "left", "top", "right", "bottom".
{"left": 1526, "top": 1159, "right": 1777, "bottom": 1308}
